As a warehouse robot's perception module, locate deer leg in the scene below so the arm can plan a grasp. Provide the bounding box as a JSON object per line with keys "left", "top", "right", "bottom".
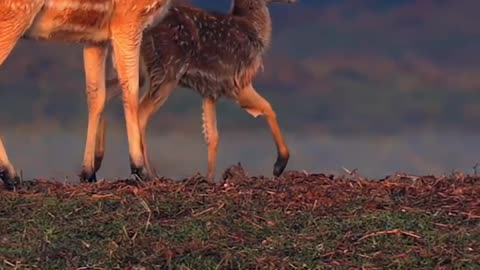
{"left": 94, "top": 55, "right": 150, "bottom": 175}
{"left": 0, "top": 139, "right": 18, "bottom": 190}
{"left": 92, "top": 81, "right": 117, "bottom": 176}
{"left": 202, "top": 97, "right": 219, "bottom": 182}
{"left": 138, "top": 80, "right": 177, "bottom": 176}
{"left": 80, "top": 45, "right": 108, "bottom": 183}
{"left": 92, "top": 89, "right": 119, "bottom": 175}
{"left": 111, "top": 30, "right": 148, "bottom": 180}
{"left": 0, "top": 10, "right": 42, "bottom": 189}
{"left": 93, "top": 114, "right": 106, "bottom": 174}
{"left": 0, "top": 41, "right": 19, "bottom": 188}
{"left": 236, "top": 85, "right": 290, "bottom": 177}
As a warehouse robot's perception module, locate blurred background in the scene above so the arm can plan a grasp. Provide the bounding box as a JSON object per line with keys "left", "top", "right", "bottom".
{"left": 1, "top": 0, "right": 480, "bottom": 181}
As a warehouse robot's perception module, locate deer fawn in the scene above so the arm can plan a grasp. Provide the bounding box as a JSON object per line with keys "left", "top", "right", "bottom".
{"left": 103, "top": 0, "right": 296, "bottom": 182}
{"left": 0, "top": 0, "right": 173, "bottom": 189}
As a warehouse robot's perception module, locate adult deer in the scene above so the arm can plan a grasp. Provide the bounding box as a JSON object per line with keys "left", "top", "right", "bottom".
{"left": 0, "top": 0, "right": 172, "bottom": 189}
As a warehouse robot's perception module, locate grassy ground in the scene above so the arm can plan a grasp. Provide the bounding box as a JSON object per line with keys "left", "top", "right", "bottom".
{"left": 0, "top": 165, "right": 479, "bottom": 269}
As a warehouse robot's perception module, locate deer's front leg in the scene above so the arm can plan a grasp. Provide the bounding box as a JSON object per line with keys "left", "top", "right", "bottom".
{"left": 111, "top": 29, "right": 149, "bottom": 181}
{"left": 0, "top": 139, "right": 18, "bottom": 190}
{"left": 0, "top": 1, "right": 43, "bottom": 189}
{"left": 80, "top": 45, "right": 108, "bottom": 183}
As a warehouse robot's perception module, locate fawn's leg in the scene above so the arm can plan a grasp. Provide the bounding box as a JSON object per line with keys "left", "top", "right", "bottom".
{"left": 236, "top": 84, "right": 290, "bottom": 177}
{"left": 80, "top": 45, "right": 108, "bottom": 182}
{"left": 0, "top": 3, "right": 43, "bottom": 189}
{"left": 138, "top": 80, "right": 177, "bottom": 176}
{"left": 202, "top": 97, "right": 219, "bottom": 182}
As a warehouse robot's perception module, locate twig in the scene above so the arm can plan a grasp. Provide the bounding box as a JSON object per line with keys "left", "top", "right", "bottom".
{"left": 3, "top": 260, "right": 15, "bottom": 267}
{"left": 91, "top": 194, "right": 120, "bottom": 200}
{"left": 392, "top": 173, "right": 421, "bottom": 182}
{"left": 342, "top": 166, "right": 366, "bottom": 180}
{"left": 144, "top": 212, "right": 152, "bottom": 234}
{"left": 356, "top": 229, "right": 421, "bottom": 242}
{"left": 133, "top": 173, "right": 147, "bottom": 188}
{"left": 342, "top": 167, "right": 354, "bottom": 175}
{"left": 192, "top": 207, "right": 215, "bottom": 217}
{"left": 243, "top": 217, "right": 263, "bottom": 230}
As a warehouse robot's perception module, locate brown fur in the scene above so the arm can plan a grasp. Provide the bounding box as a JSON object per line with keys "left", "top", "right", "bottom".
{"left": 103, "top": 0, "right": 295, "bottom": 181}
{"left": 51, "top": 8, "right": 109, "bottom": 28}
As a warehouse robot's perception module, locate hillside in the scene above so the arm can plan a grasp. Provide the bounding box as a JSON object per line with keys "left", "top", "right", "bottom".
{"left": 1, "top": 167, "right": 479, "bottom": 269}
{"left": 1, "top": 1, "right": 480, "bottom": 134}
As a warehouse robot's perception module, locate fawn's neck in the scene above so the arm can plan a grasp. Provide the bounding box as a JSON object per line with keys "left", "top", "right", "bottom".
{"left": 230, "top": 1, "right": 272, "bottom": 47}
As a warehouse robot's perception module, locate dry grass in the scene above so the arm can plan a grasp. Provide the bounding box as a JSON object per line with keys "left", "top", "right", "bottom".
{"left": 0, "top": 164, "right": 479, "bottom": 269}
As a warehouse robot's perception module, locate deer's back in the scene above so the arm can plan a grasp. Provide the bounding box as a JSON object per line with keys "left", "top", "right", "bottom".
{"left": 144, "top": 3, "right": 267, "bottom": 99}
{"left": 139, "top": 3, "right": 198, "bottom": 90}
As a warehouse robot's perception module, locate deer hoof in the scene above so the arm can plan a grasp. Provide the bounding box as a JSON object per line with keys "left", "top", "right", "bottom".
{"left": 79, "top": 169, "right": 97, "bottom": 183}
{"left": 273, "top": 154, "right": 289, "bottom": 177}
{"left": 131, "top": 166, "right": 151, "bottom": 182}
{"left": 0, "top": 170, "right": 19, "bottom": 191}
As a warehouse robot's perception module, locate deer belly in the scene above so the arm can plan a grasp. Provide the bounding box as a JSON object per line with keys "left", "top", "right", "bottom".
{"left": 25, "top": 0, "right": 113, "bottom": 43}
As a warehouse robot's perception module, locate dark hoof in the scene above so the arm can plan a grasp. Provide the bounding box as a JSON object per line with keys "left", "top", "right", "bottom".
{"left": 79, "top": 170, "right": 97, "bottom": 183}
{"left": 206, "top": 176, "right": 216, "bottom": 184}
{"left": 273, "top": 155, "right": 289, "bottom": 177}
{"left": 131, "top": 166, "right": 151, "bottom": 182}
{"left": 0, "top": 170, "right": 19, "bottom": 191}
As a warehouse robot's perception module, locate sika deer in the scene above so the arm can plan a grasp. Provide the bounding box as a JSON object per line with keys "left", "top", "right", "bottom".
{"left": 0, "top": 0, "right": 172, "bottom": 189}
{"left": 103, "top": 0, "right": 295, "bottom": 181}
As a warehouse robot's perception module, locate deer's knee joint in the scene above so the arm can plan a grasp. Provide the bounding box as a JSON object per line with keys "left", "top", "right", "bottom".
{"left": 244, "top": 107, "right": 264, "bottom": 118}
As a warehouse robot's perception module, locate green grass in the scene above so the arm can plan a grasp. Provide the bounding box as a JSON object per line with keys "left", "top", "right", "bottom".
{"left": 0, "top": 170, "right": 479, "bottom": 269}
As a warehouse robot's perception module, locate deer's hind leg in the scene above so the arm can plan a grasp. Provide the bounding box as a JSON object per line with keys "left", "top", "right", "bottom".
{"left": 138, "top": 80, "right": 177, "bottom": 177}
{"left": 0, "top": 3, "right": 44, "bottom": 189}
{"left": 236, "top": 84, "right": 290, "bottom": 177}
{"left": 202, "top": 97, "right": 219, "bottom": 182}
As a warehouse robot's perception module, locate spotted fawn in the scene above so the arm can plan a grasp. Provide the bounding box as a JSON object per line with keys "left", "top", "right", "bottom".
{"left": 104, "top": 0, "right": 296, "bottom": 182}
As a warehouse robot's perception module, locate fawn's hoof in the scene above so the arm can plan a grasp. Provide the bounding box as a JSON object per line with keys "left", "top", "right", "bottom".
{"left": 206, "top": 174, "right": 216, "bottom": 184}
{"left": 273, "top": 154, "right": 289, "bottom": 177}
{"left": 0, "top": 170, "right": 19, "bottom": 190}
{"left": 79, "top": 170, "right": 97, "bottom": 183}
